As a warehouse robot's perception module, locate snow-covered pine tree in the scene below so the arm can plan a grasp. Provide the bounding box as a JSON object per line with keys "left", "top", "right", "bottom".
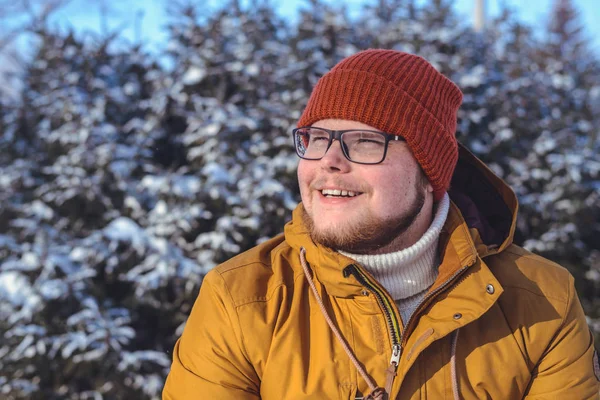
{"left": 0, "top": 28, "right": 180, "bottom": 399}
{"left": 160, "top": 0, "right": 299, "bottom": 271}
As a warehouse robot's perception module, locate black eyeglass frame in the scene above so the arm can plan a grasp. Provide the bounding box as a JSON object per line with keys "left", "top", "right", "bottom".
{"left": 292, "top": 126, "right": 405, "bottom": 165}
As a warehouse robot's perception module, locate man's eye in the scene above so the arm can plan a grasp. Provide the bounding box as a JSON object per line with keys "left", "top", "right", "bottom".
{"left": 357, "top": 138, "right": 384, "bottom": 145}
{"left": 310, "top": 136, "right": 329, "bottom": 142}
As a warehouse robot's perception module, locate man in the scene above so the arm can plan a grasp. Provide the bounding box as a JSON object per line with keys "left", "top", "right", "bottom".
{"left": 163, "top": 49, "right": 600, "bottom": 399}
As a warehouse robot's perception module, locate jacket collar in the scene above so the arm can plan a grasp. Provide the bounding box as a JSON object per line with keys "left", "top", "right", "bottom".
{"left": 285, "top": 206, "right": 364, "bottom": 297}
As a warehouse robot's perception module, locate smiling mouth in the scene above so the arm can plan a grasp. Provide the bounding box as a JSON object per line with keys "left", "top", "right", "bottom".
{"left": 319, "top": 189, "right": 362, "bottom": 198}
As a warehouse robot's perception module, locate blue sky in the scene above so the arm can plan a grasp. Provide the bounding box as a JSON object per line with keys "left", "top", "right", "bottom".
{"left": 42, "top": 0, "right": 599, "bottom": 55}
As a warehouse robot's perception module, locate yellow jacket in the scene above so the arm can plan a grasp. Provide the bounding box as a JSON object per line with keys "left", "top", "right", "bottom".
{"left": 164, "top": 146, "right": 600, "bottom": 399}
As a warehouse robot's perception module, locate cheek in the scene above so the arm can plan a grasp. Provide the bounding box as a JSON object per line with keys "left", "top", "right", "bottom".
{"left": 371, "top": 170, "right": 409, "bottom": 205}
{"left": 297, "top": 161, "right": 313, "bottom": 195}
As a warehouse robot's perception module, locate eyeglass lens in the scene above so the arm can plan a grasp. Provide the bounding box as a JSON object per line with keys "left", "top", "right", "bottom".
{"left": 294, "top": 127, "right": 387, "bottom": 164}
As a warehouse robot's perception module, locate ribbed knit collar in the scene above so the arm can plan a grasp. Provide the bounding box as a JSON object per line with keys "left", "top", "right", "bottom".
{"left": 339, "top": 193, "right": 450, "bottom": 300}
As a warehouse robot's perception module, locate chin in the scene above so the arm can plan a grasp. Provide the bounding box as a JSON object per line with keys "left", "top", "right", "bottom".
{"left": 313, "top": 222, "right": 348, "bottom": 237}
{"left": 310, "top": 219, "right": 367, "bottom": 249}
{"left": 315, "top": 212, "right": 364, "bottom": 231}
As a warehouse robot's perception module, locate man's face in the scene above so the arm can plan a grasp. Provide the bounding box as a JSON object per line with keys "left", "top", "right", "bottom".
{"left": 297, "top": 119, "right": 433, "bottom": 254}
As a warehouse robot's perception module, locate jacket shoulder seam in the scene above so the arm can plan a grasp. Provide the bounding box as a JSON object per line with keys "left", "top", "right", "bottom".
{"left": 214, "top": 241, "right": 291, "bottom": 307}
{"left": 503, "top": 247, "right": 564, "bottom": 269}
{"left": 560, "top": 274, "right": 573, "bottom": 327}
{"left": 234, "top": 271, "right": 306, "bottom": 308}
{"left": 215, "top": 260, "right": 269, "bottom": 275}
{"left": 501, "top": 285, "right": 568, "bottom": 304}
{"left": 214, "top": 235, "right": 288, "bottom": 275}
{"left": 227, "top": 243, "right": 303, "bottom": 307}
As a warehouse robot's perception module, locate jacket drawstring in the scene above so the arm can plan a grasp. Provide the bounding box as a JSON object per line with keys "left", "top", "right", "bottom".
{"left": 450, "top": 328, "right": 460, "bottom": 400}
{"left": 299, "top": 248, "right": 386, "bottom": 400}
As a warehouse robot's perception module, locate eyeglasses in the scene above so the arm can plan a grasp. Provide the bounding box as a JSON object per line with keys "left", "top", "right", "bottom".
{"left": 292, "top": 127, "right": 405, "bottom": 165}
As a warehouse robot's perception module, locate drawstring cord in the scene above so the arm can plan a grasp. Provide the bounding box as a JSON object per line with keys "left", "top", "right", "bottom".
{"left": 299, "top": 248, "right": 385, "bottom": 400}
{"left": 450, "top": 328, "right": 460, "bottom": 400}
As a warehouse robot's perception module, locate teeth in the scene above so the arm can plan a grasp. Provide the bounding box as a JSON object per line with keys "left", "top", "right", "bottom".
{"left": 321, "top": 189, "right": 360, "bottom": 197}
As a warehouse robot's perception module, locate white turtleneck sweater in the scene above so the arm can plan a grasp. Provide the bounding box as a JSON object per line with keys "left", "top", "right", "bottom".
{"left": 339, "top": 193, "right": 450, "bottom": 326}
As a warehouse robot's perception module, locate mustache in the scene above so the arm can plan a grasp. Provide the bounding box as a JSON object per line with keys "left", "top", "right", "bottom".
{"left": 309, "top": 178, "right": 368, "bottom": 193}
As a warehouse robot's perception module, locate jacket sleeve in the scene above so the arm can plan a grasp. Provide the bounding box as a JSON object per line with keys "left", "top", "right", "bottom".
{"left": 162, "top": 269, "right": 261, "bottom": 399}
{"left": 524, "top": 274, "right": 600, "bottom": 399}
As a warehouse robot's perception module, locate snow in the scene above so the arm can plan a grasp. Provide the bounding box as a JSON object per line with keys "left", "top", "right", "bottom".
{"left": 496, "top": 128, "right": 513, "bottom": 142}
{"left": 0, "top": 272, "right": 40, "bottom": 313}
{"left": 38, "top": 279, "right": 69, "bottom": 300}
{"left": 4, "top": 325, "right": 47, "bottom": 338}
{"left": 103, "top": 217, "right": 147, "bottom": 253}
{"left": 10, "top": 335, "right": 36, "bottom": 360}
{"left": 182, "top": 66, "right": 206, "bottom": 85}
{"left": 118, "top": 350, "right": 171, "bottom": 371}
{"left": 172, "top": 176, "right": 202, "bottom": 198}
{"left": 459, "top": 65, "right": 485, "bottom": 88}
{"left": 202, "top": 162, "right": 233, "bottom": 184}
{"left": 140, "top": 175, "right": 169, "bottom": 193}
{"left": 29, "top": 200, "right": 55, "bottom": 220}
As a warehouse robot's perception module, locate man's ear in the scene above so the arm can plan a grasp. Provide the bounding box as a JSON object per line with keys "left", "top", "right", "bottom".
{"left": 426, "top": 182, "right": 434, "bottom": 193}
{"left": 420, "top": 169, "right": 433, "bottom": 193}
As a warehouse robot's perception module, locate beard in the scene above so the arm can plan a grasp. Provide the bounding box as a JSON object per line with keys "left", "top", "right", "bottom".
{"left": 302, "top": 174, "right": 427, "bottom": 254}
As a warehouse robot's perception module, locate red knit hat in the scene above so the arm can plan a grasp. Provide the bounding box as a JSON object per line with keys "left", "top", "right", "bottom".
{"left": 297, "top": 49, "right": 463, "bottom": 201}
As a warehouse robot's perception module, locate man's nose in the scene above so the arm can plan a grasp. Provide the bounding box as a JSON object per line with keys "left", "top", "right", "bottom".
{"left": 320, "top": 140, "right": 351, "bottom": 172}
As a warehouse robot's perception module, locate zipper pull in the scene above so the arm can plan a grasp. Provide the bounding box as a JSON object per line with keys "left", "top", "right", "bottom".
{"left": 389, "top": 344, "right": 401, "bottom": 367}
{"left": 384, "top": 345, "right": 402, "bottom": 396}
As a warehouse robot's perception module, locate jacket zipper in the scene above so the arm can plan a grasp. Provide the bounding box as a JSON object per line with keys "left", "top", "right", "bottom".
{"left": 344, "top": 257, "right": 476, "bottom": 395}
{"left": 343, "top": 264, "right": 402, "bottom": 388}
